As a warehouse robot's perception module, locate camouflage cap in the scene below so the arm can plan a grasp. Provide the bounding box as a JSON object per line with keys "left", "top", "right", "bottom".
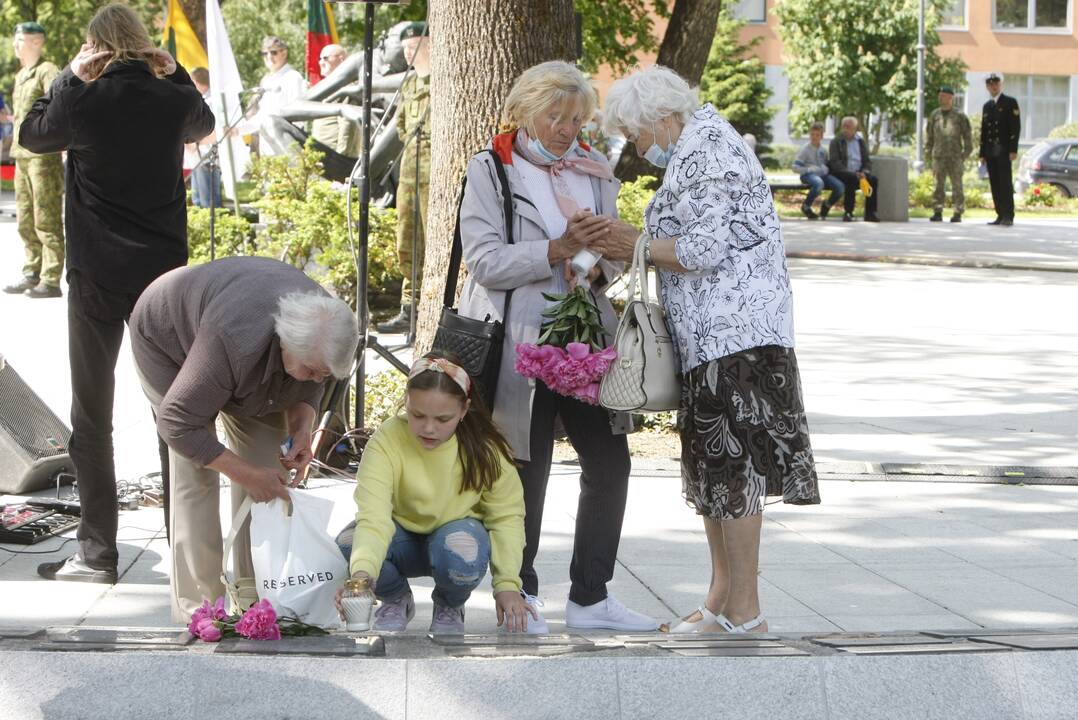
{"left": 15, "top": 21, "right": 46, "bottom": 36}
{"left": 938, "top": 85, "right": 955, "bottom": 95}
{"left": 399, "top": 22, "right": 428, "bottom": 41}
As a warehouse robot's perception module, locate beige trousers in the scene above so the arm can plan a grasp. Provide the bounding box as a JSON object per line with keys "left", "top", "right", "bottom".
{"left": 139, "top": 376, "right": 286, "bottom": 622}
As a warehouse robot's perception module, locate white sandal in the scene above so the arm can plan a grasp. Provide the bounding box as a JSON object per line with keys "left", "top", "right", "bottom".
{"left": 715, "top": 613, "right": 766, "bottom": 633}
{"left": 662, "top": 605, "right": 721, "bottom": 634}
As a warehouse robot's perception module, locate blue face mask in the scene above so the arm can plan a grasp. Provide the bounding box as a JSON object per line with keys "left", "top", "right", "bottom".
{"left": 642, "top": 124, "right": 674, "bottom": 168}
{"left": 528, "top": 135, "right": 573, "bottom": 162}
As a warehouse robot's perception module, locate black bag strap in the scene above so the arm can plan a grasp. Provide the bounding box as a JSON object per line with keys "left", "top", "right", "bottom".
{"left": 444, "top": 148, "right": 515, "bottom": 322}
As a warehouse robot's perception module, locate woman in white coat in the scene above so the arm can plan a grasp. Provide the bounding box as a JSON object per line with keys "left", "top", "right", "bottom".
{"left": 456, "top": 61, "right": 657, "bottom": 633}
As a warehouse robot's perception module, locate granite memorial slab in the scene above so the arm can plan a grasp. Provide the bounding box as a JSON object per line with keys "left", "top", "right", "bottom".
{"left": 215, "top": 635, "right": 385, "bottom": 657}
{"left": 667, "top": 645, "right": 810, "bottom": 657}
{"left": 837, "top": 641, "right": 1007, "bottom": 655}
{"left": 428, "top": 633, "right": 594, "bottom": 647}
{"left": 969, "top": 633, "right": 1078, "bottom": 651}
{"left": 811, "top": 635, "right": 950, "bottom": 648}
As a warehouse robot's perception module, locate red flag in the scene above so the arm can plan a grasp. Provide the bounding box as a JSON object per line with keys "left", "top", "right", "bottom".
{"left": 307, "top": 0, "right": 340, "bottom": 84}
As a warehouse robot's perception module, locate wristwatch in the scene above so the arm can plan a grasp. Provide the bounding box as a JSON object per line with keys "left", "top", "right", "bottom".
{"left": 642, "top": 234, "right": 653, "bottom": 266}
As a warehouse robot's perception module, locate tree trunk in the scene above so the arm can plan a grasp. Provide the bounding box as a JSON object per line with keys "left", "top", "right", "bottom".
{"left": 415, "top": 0, "right": 577, "bottom": 352}
{"left": 614, "top": 0, "right": 723, "bottom": 181}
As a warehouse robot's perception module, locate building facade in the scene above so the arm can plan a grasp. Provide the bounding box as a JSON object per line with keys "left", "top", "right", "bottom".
{"left": 595, "top": 0, "right": 1078, "bottom": 147}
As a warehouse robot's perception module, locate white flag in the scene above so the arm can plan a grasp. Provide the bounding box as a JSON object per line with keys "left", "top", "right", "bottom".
{"left": 206, "top": 0, "right": 249, "bottom": 201}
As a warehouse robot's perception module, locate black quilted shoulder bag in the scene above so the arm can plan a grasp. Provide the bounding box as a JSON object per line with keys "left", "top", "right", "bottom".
{"left": 432, "top": 149, "right": 514, "bottom": 409}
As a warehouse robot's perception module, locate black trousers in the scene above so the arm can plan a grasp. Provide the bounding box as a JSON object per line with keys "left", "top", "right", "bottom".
{"left": 986, "top": 153, "right": 1015, "bottom": 220}
{"left": 68, "top": 272, "right": 170, "bottom": 569}
{"left": 516, "top": 381, "right": 631, "bottom": 606}
{"left": 831, "top": 170, "right": 879, "bottom": 217}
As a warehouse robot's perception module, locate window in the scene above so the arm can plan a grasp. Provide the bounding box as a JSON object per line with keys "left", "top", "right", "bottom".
{"left": 994, "top": 0, "right": 1070, "bottom": 29}
{"left": 941, "top": 0, "right": 967, "bottom": 27}
{"left": 1064, "top": 145, "right": 1078, "bottom": 164}
{"left": 1046, "top": 144, "right": 1068, "bottom": 160}
{"left": 731, "top": 0, "right": 767, "bottom": 23}
{"left": 1006, "top": 74, "right": 1070, "bottom": 140}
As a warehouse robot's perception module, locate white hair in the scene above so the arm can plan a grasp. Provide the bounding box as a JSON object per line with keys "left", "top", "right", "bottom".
{"left": 602, "top": 65, "right": 699, "bottom": 138}
{"left": 841, "top": 116, "right": 858, "bottom": 128}
{"left": 273, "top": 292, "right": 359, "bottom": 378}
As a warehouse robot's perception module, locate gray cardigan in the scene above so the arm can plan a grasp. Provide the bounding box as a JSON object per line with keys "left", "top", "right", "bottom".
{"left": 456, "top": 138, "right": 630, "bottom": 461}
{"left": 792, "top": 143, "right": 829, "bottom": 176}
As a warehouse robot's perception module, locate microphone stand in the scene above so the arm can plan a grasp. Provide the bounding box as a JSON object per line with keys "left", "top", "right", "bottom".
{"left": 190, "top": 89, "right": 262, "bottom": 260}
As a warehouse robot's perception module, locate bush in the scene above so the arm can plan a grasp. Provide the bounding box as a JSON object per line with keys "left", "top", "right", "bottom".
{"left": 1024, "top": 183, "right": 1060, "bottom": 208}
{"left": 909, "top": 171, "right": 991, "bottom": 209}
{"left": 616, "top": 176, "right": 659, "bottom": 228}
{"left": 186, "top": 207, "right": 256, "bottom": 265}
{"left": 360, "top": 370, "right": 408, "bottom": 429}
{"left": 250, "top": 141, "right": 402, "bottom": 308}
{"left": 1048, "top": 122, "right": 1078, "bottom": 139}
{"left": 633, "top": 410, "right": 677, "bottom": 434}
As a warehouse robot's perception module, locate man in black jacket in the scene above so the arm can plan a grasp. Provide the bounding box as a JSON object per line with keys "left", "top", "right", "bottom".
{"left": 828, "top": 116, "right": 880, "bottom": 222}
{"left": 979, "top": 71, "right": 1021, "bottom": 226}
{"left": 19, "top": 3, "right": 215, "bottom": 584}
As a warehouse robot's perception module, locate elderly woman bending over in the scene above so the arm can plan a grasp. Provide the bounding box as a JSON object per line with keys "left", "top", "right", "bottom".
{"left": 593, "top": 66, "right": 820, "bottom": 633}
{"left": 130, "top": 257, "right": 359, "bottom": 621}
{"left": 456, "top": 61, "right": 657, "bottom": 633}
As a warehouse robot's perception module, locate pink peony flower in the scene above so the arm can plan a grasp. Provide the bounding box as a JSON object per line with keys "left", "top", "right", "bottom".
{"left": 236, "top": 599, "right": 282, "bottom": 641}
{"left": 194, "top": 618, "right": 222, "bottom": 642}
{"left": 188, "top": 597, "right": 228, "bottom": 637}
{"left": 570, "top": 382, "right": 601, "bottom": 405}
{"left": 565, "top": 342, "right": 591, "bottom": 361}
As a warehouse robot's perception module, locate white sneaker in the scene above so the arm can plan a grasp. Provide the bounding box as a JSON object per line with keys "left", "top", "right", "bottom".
{"left": 522, "top": 593, "right": 549, "bottom": 635}
{"left": 565, "top": 594, "right": 659, "bottom": 632}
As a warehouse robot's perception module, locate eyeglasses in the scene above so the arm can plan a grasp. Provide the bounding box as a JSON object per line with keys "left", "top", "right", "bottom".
{"left": 318, "top": 55, "right": 337, "bottom": 62}
{"left": 261, "top": 49, "right": 283, "bottom": 57}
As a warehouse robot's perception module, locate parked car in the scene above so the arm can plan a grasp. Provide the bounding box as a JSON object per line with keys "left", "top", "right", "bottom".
{"left": 1014, "top": 138, "right": 1078, "bottom": 197}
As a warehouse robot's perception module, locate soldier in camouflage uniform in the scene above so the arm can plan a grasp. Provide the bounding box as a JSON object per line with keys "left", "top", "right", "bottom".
{"left": 925, "top": 85, "right": 973, "bottom": 223}
{"left": 378, "top": 22, "right": 430, "bottom": 335}
{"left": 4, "top": 22, "right": 65, "bottom": 298}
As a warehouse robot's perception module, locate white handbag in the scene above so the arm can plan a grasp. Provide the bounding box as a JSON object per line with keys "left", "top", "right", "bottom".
{"left": 599, "top": 233, "right": 681, "bottom": 412}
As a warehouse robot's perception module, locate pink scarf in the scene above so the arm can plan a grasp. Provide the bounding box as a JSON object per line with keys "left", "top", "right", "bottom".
{"left": 515, "top": 129, "right": 613, "bottom": 218}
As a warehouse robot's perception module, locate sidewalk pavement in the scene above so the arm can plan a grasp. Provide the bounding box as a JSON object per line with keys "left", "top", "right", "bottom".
{"left": 782, "top": 215, "right": 1078, "bottom": 272}
{"left": 1, "top": 199, "right": 1077, "bottom": 635}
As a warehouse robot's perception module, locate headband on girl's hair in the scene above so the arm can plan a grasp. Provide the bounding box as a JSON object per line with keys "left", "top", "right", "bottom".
{"left": 408, "top": 357, "right": 471, "bottom": 395}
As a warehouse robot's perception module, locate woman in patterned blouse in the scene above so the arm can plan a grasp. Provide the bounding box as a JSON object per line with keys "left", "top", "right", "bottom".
{"left": 593, "top": 65, "right": 821, "bottom": 634}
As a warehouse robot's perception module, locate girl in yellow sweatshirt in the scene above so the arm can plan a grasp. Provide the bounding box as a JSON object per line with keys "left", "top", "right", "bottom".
{"left": 335, "top": 353, "right": 536, "bottom": 634}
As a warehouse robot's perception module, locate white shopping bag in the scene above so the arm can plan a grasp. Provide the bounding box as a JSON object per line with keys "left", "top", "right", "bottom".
{"left": 249, "top": 489, "right": 348, "bottom": 629}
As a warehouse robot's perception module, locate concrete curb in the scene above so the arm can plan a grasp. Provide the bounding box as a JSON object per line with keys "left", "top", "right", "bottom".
{"left": 786, "top": 250, "right": 1078, "bottom": 273}
{"left": 2, "top": 643, "right": 1077, "bottom": 719}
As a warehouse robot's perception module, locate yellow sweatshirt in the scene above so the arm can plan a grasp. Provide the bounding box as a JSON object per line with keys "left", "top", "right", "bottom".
{"left": 348, "top": 416, "right": 525, "bottom": 593}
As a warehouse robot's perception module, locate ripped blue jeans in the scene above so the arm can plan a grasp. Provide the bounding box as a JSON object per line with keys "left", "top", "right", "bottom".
{"left": 337, "top": 517, "right": 491, "bottom": 609}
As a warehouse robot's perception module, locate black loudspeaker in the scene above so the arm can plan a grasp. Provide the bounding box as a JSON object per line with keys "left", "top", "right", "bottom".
{"left": 0, "top": 355, "right": 74, "bottom": 494}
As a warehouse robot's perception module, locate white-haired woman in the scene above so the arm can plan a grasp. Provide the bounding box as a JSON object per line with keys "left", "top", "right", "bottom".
{"left": 593, "top": 66, "right": 820, "bottom": 633}
{"left": 129, "top": 256, "right": 359, "bottom": 621}
{"left": 456, "top": 60, "right": 657, "bottom": 633}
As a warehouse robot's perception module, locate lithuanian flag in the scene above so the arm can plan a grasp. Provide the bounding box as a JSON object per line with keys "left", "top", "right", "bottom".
{"left": 162, "top": 0, "right": 209, "bottom": 71}
{"left": 307, "top": 0, "right": 340, "bottom": 84}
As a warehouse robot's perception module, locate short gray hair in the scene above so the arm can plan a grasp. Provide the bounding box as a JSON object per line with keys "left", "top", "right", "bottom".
{"left": 602, "top": 65, "right": 699, "bottom": 138}
{"left": 841, "top": 116, "right": 858, "bottom": 128}
{"left": 273, "top": 292, "right": 358, "bottom": 378}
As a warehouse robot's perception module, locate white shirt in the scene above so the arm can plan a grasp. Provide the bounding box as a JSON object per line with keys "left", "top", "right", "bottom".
{"left": 239, "top": 64, "right": 308, "bottom": 156}
{"left": 513, "top": 150, "right": 595, "bottom": 295}
{"left": 512, "top": 152, "right": 595, "bottom": 238}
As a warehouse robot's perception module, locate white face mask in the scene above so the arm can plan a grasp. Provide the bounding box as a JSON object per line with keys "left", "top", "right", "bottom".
{"left": 643, "top": 123, "right": 674, "bottom": 168}
{"left": 527, "top": 135, "right": 574, "bottom": 162}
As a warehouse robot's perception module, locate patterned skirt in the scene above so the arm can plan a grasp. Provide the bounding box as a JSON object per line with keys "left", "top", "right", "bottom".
{"left": 679, "top": 345, "right": 820, "bottom": 520}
